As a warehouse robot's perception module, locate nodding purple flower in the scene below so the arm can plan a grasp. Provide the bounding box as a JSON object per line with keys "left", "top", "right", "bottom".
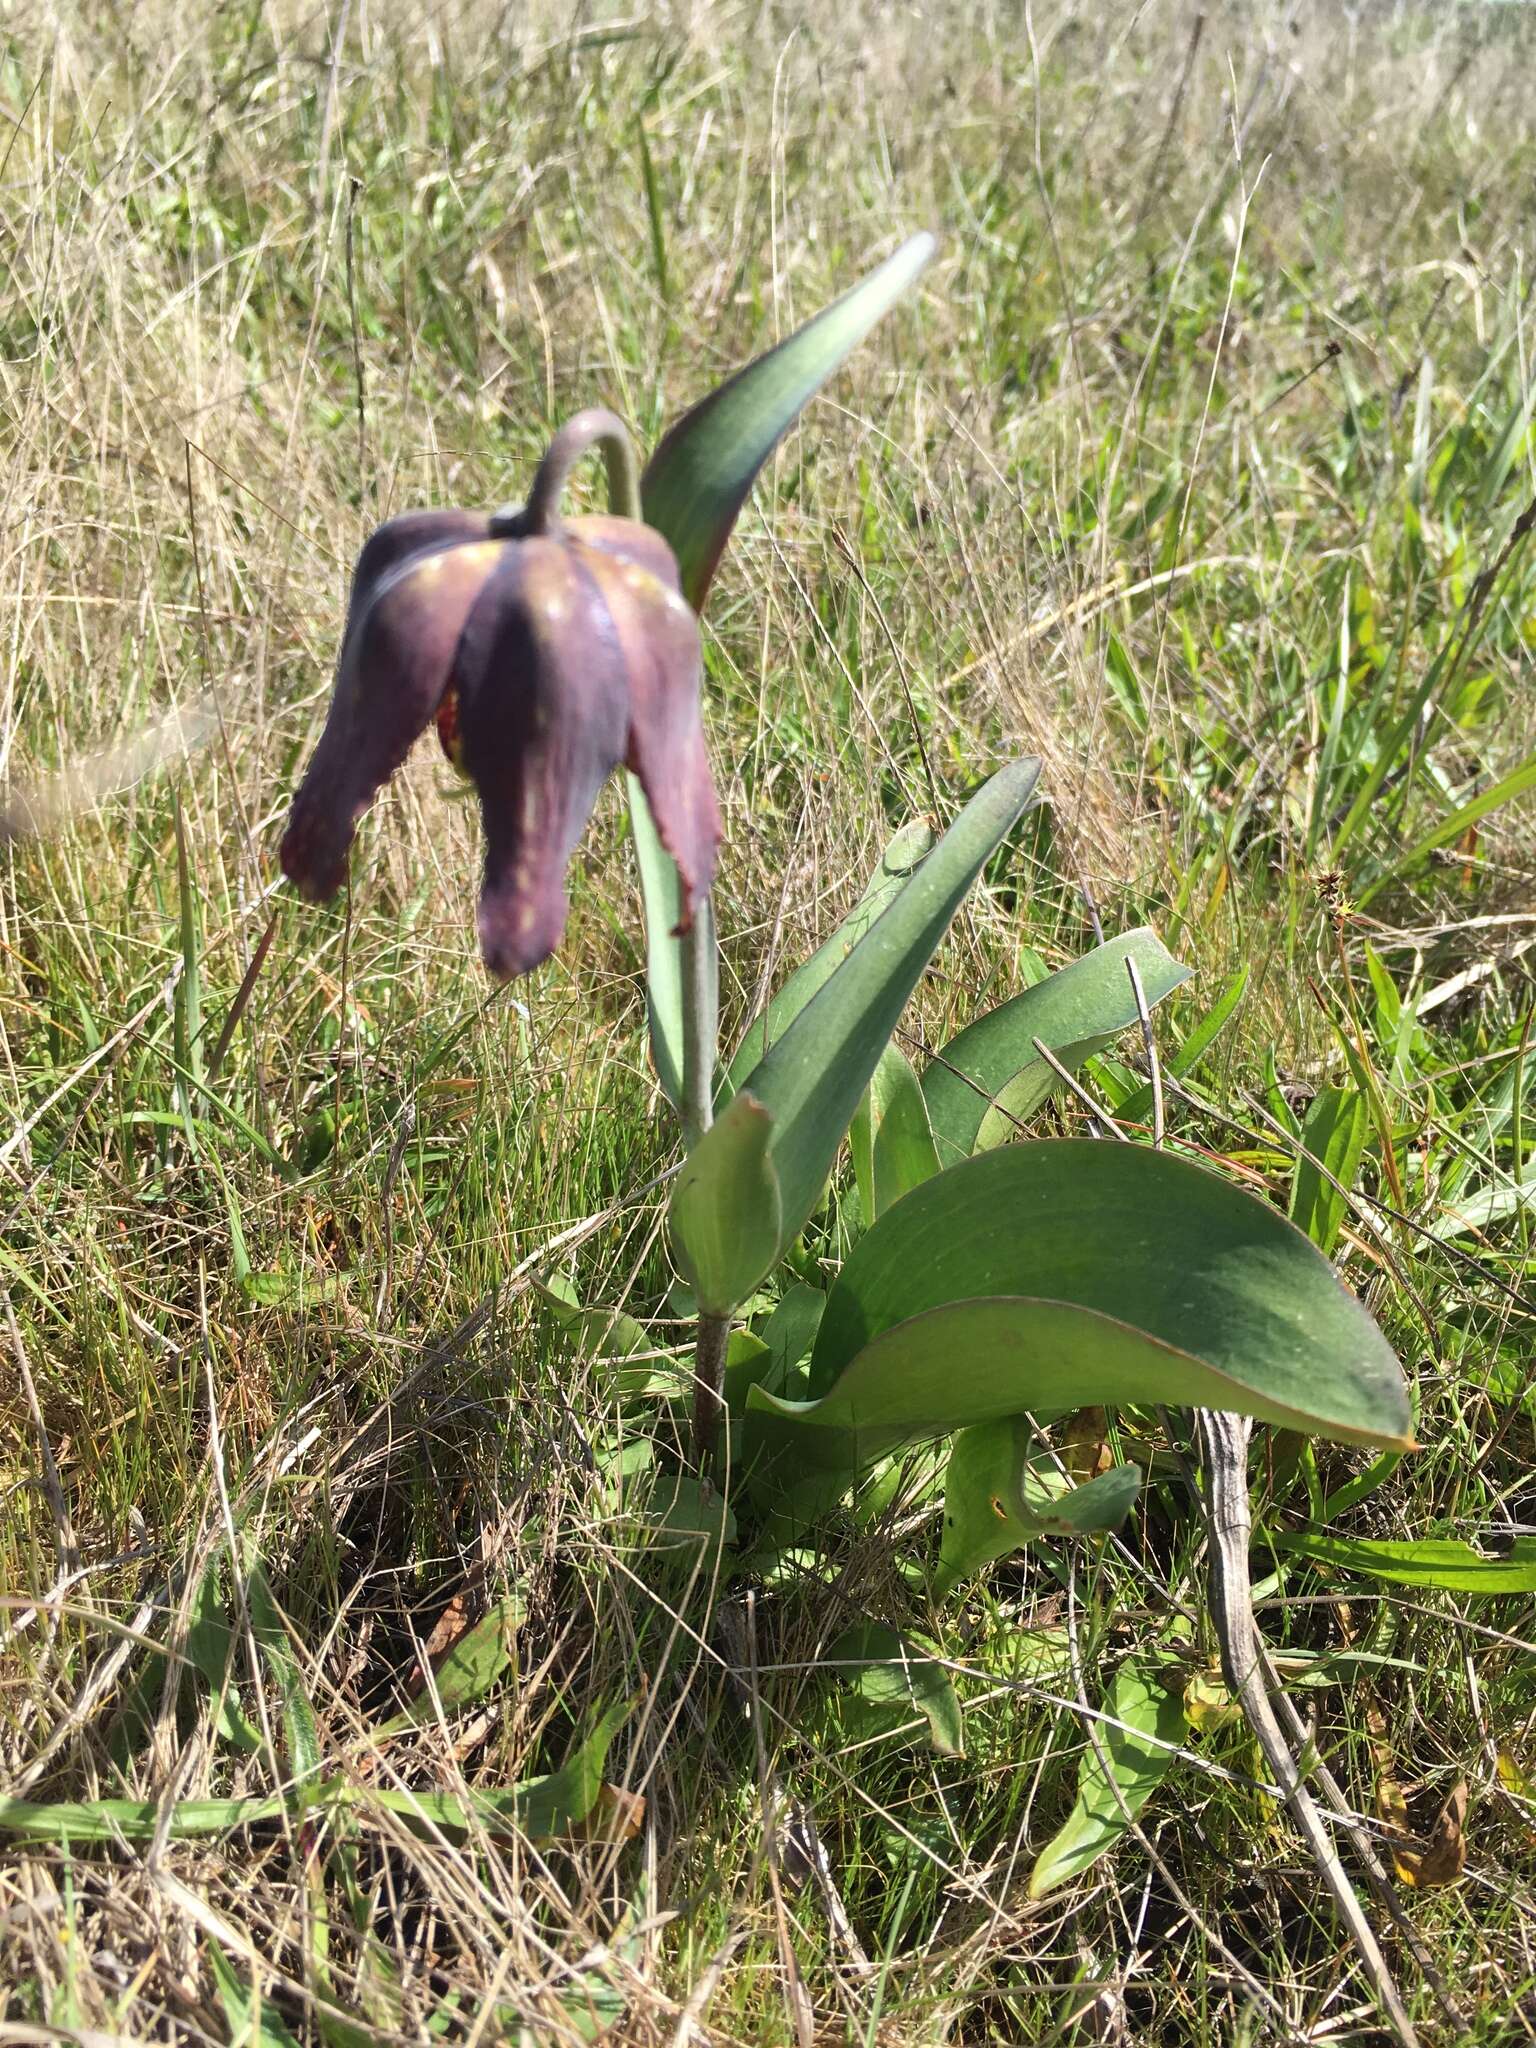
{"left": 280, "top": 411, "right": 720, "bottom": 980}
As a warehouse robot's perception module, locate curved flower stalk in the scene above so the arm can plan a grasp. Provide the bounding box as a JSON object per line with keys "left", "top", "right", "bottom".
{"left": 281, "top": 410, "right": 720, "bottom": 981}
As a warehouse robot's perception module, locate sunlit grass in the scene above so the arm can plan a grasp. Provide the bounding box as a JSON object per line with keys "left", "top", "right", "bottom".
{"left": 4, "top": 1, "right": 1536, "bottom": 2040}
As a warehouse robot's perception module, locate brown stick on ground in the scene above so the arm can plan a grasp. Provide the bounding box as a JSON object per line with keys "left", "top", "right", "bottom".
{"left": 1198, "top": 1409, "right": 1423, "bottom": 2048}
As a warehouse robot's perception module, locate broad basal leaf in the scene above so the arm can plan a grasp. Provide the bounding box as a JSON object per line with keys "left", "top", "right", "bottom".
{"left": 1028, "top": 1660, "right": 1186, "bottom": 1897}
{"left": 935, "top": 1417, "right": 1141, "bottom": 1596}
{"left": 922, "top": 928, "right": 1189, "bottom": 1163}
{"left": 741, "top": 1140, "right": 1412, "bottom": 1500}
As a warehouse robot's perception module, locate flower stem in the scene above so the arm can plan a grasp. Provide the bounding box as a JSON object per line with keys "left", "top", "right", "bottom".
{"left": 691, "top": 1311, "right": 730, "bottom": 1474}
{"left": 563, "top": 406, "right": 725, "bottom": 1459}
{"left": 524, "top": 407, "right": 642, "bottom": 532}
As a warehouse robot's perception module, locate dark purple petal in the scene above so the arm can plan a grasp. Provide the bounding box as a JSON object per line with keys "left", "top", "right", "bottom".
{"left": 453, "top": 539, "right": 632, "bottom": 979}
{"left": 569, "top": 519, "right": 720, "bottom": 932}
{"left": 281, "top": 524, "right": 499, "bottom": 900}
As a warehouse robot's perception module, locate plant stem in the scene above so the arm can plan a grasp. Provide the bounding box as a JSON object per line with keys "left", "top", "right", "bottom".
{"left": 691, "top": 1311, "right": 731, "bottom": 1475}
{"left": 524, "top": 406, "right": 643, "bottom": 532}
{"left": 558, "top": 405, "right": 726, "bottom": 1455}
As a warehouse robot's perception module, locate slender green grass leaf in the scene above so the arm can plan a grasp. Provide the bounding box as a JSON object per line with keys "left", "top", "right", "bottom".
{"left": 641, "top": 232, "right": 935, "bottom": 608}
{"left": 1115, "top": 963, "right": 1248, "bottom": 1126}
{"left": 208, "top": 1943, "right": 303, "bottom": 2048}
{"left": 246, "top": 1562, "right": 321, "bottom": 1786}
{"left": 921, "top": 929, "right": 1189, "bottom": 1163}
{"left": 1359, "top": 752, "right": 1536, "bottom": 906}
{"left": 1290, "top": 1086, "right": 1370, "bottom": 1256}
{"left": 1273, "top": 1530, "right": 1536, "bottom": 1593}
{"left": 1027, "top": 1660, "right": 1186, "bottom": 1898}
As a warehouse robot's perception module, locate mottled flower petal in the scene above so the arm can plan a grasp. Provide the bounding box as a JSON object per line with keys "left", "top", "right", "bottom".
{"left": 454, "top": 538, "right": 633, "bottom": 979}
{"left": 281, "top": 515, "right": 496, "bottom": 899}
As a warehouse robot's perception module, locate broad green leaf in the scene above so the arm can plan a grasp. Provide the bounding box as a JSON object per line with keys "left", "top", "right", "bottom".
{"left": 759, "top": 1283, "right": 826, "bottom": 1385}
{"left": 1290, "top": 1085, "right": 1370, "bottom": 1256}
{"left": 683, "top": 761, "right": 1040, "bottom": 1309}
{"left": 922, "top": 929, "right": 1190, "bottom": 1164}
{"left": 724, "top": 818, "right": 935, "bottom": 1101}
{"left": 535, "top": 1272, "right": 651, "bottom": 1361}
{"left": 935, "top": 1418, "right": 1142, "bottom": 1597}
{"left": 742, "top": 1141, "right": 1411, "bottom": 1498}
{"left": 850, "top": 1044, "right": 940, "bottom": 1220}
{"left": 824, "top": 1621, "right": 963, "bottom": 1756}
{"left": 1027, "top": 1661, "right": 1186, "bottom": 1898}
{"left": 379, "top": 1594, "right": 526, "bottom": 1733}
{"left": 1273, "top": 1530, "right": 1536, "bottom": 1593}
{"left": 641, "top": 232, "right": 936, "bottom": 609}
{"left": 670, "top": 1092, "right": 782, "bottom": 1316}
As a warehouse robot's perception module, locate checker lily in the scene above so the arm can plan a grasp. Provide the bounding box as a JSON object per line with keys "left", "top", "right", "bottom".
{"left": 280, "top": 409, "right": 719, "bottom": 980}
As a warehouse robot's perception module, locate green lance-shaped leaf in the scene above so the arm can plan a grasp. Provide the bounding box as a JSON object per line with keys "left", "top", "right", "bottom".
{"left": 1272, "top": 1530, "right": 1536, "bottom": 1593}
{"left": 671, "top": 760, "right": 1040, "bottom": 1311}
{"left": 641, "top": 232, "right": 937, "bottom": 610}
{"left": 935, "top": 1417, "right": 1142, "bottom": 1598}
{"left": 824, "top": 1621, "right": 964, "bottom": 1756}
{"left": 742, "top": 1140, "right": 1412, "bottom": 1497}
{"left": 1290, "top": 1085, "right": 1370, "bottom": 1256}
{"left": 628, "top": 786, "right": 710, "bottom": 1114}
{"left": 850, "top": 1043, "right": 940, "bottom": 1221}
{"left": 671, "top": 1092, "right": 783, "bottom": 1316}
{"left": 1027, "top": 1660, "right": 1186, "bottom": 1899}
{"left": 922, "top": 928, "right": 1190, "bottom": 1163}
{"left": 724, "top": 818, "right": 935, "bottom": 1102}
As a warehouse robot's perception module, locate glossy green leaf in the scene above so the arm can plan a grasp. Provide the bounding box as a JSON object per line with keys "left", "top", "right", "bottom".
{"left": 922, "top": 929, "right": 1189, "bottom": 1163}
{"left": 935, "top": 1418, "right": 1142, "bottom": 1597}
{"left": 682, "top": 761, "right": 1039, "bottom": 1309}
{"left": 1027, "top": 1661, "right": 1185, "bottom": 1898}
{"left": 850, "top": 1044, "right": 940, "bottom": 1221}
{"left": 1290, "top": 1085, "right": 1370, "bottom": 1256}
{"left": 824, "top": 1621, "right": 963, "bottom": 1756}
{"left": 724, "top": 819, "right": 935, "bottom": 1101}
{"left": 379, "top": 1594, "right": 527, "bottom": 1734}
{"left": 670, "top": 1092, "right": 782, "bottom": 1316}
{"left": 1272, "top": 1530, "right": 1536, "bottom": 1593}
{"left": 641, "top": 232, "right": 936, "bottom": 609}
{"left": 742, "top": 1141, "right": 1412, "bottom": 1496}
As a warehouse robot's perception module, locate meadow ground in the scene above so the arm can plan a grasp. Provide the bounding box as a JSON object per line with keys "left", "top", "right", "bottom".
{"left": 4, "top": 1, "right": 1536, "bottom": 2041}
